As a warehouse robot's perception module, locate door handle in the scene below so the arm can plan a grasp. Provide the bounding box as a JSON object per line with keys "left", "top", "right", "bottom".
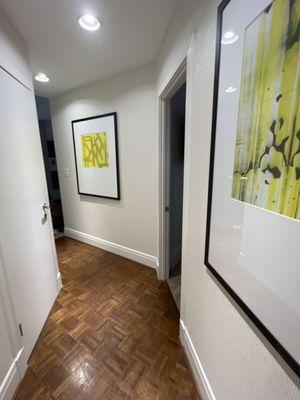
{"left": 42, "top": 203, "right": 50, "bottom": 223}
{"left": 42, "top": 203, "right": 50, "bottom": 211}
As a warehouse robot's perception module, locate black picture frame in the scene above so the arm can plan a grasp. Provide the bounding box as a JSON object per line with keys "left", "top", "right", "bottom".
{"left": 204, "top": 0, "right": 300, "bottom": 377}
{"left": 71, "top": 112, "right": 120, "bottom": 200}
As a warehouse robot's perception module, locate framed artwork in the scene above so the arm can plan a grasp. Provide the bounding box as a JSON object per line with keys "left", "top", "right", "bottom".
{"left": 205, "top": 0, "right": 300, "bottom": 376}
{"left": 72, "top": 112, "right": 120, "bottom": 199}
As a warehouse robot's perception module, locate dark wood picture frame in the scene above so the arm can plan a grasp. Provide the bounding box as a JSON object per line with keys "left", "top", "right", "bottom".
{"left": 204, "top": 0, "right": 299, "bottom": 377}
{"left": 71, "top": 112, "right": 120, "bottom": 200}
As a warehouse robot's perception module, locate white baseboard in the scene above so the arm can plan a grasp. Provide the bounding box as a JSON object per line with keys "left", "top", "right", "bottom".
{"left": 14, "top": 347, "right": 26, "bottom": 379}
{"left": 64, "top": 227, "right": 159, "bottom": 271}
{"left": 56, "top": 272, "right": 63, "bottom": 291}
{"left": 0, "top": 350, "right": 23, "bottom": 400}
{"left": 180, "top": 320, "right": 216, "bottom": 400}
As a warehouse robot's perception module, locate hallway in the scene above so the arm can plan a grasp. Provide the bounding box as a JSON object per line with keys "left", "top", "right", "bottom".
{"left": 14, "top": 238, "right": 200, "bottom": 399}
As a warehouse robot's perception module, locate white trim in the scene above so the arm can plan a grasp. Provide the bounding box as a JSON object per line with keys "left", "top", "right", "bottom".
{"left": 56, "top": 272, "right": 63, "bottom": 291}
{"left": 64, "top": 227, "right": 159, "bottom": 271}
{"left": 0, "top": 13, "right": 33, "bottom": 91}
{"left": 0, "top": 63, "right": 31, "bottom": 91}
{"left": 158, "top": 57, "right": 187, "bottom": 281}
{"left": 0, "top": 363, "right": 19, "bottom": 400}
{"left": 13, "top": 347, "right": 26, "bottom": 379}
{"left": 180, "top": 320, "right": 216, "bottom": 400}
{"left": 0, "top": 352, "right": 22, "bottom": 400}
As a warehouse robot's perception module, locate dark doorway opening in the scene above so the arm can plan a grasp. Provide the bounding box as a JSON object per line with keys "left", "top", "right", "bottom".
{"left": 167, "top": 82, "right": 186, "bottom": 310}
{"left": 36, "top": 96, "right": 64, "bottom": 239}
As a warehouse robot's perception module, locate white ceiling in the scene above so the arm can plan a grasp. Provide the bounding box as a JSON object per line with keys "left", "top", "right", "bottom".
{"left": 0, "top": 0, "right": 178, "bottom": 97}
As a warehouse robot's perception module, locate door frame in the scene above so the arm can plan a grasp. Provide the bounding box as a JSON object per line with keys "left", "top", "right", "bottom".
{"left": 158, "top": 58, "right": 187, "bottom": 280}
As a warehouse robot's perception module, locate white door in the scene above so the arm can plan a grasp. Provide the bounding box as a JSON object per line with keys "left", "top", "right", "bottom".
{"left": 0, "top": 67, "right": 59, "bottom": 364}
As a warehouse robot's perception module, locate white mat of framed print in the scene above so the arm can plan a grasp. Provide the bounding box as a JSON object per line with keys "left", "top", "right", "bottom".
{"left": 72, "top": 112, "right": 120, "bottom": 199}
{"left": 205, "top": 0, "right": 300, "bottom": 376}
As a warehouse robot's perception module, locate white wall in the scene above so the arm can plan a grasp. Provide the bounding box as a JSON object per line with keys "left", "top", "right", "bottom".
{"left": 0, "top": 255, "right": 16, "bottom": 397}
{"left": 0, "top": 12, "right": 29, "bottom": 399}
{"left": 51, "top": 64, "right": 158, "bottom": 263}
{"left": 0, "top": 12, "right": 32, "bottom": 89}
{"left": 0, "top": 246, "right": 22, "bottom": 400}
{"left": 0, "top": 310, "right": 13, "bottom": 389}
{"left": 157, "top": 1, "right": 300, "bottom": 399}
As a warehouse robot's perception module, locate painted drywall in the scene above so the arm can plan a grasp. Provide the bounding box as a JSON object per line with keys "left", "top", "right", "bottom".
{"left": 0, "top": 12, "right": 32, "bottom": 89}
{"left": 0, "top": 11, "right": 61, "bottom": 399}
{"left": 0, "top": 12, "right": 29, "bottom": 398}
{"left": 157, "top": 0, "right": 300, "bottom": 399}
{"left": 0, "top": 266, "right": 15, "bottom": 391}
{"left": 0, "top": 318, "right": 12, "bottom": 387}
{"left": 51, "top": 64, "right": 158, "bottom": 259}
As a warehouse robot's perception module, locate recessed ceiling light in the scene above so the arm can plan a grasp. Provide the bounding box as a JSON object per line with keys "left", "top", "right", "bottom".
{"left": 35, "top": 73, "right": 50, "bottom": 83}
{"left": 78, "top": 14, "right": 101, "bottom": 31}
{"left": 225, "top": 86, "right": 237, "bottom": 93}
{"left": 222, "top": 30, "right": 239, "bottom": 45}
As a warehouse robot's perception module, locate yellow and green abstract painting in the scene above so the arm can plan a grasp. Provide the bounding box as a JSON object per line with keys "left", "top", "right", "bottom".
{"left": 81, "top": 132, "right": 109, "bottom": 168}
{"left": 232, "top": 0, "right": 300, "bottom": 220}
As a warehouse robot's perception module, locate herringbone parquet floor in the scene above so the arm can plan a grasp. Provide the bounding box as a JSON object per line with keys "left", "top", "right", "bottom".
{"left": 14, "top": 237, "right": 200, "bottom": 399}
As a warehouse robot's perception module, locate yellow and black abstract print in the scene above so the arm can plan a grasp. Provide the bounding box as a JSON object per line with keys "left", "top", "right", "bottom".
{"left": 232, "top": 0, "right": 300, "bottom": 220}
{"left": 81, "top": 132, "right": 109, "bottom": 168}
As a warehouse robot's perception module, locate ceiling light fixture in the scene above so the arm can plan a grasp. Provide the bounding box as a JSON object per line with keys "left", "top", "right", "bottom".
{"left": 34, "top": 73, "right": 50, "bottom": 83}
{"left": 78, "top": 14, "right": 101, "bottom": 31}
{"left": 225, "top": 86, "right": 237, "bottom": 93}
{"left": 222, "top": 30, "right": 239, "bottom": 45}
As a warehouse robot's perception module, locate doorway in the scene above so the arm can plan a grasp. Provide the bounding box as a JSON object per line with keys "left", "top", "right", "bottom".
{"left": 35, "top": 96, "right": 64, "bottom": 239}
{"left": 158, "top": 59, "right": 187, "bottom": 311}
{"left": 168, "top": 82, "right": 186, "bottom": 309}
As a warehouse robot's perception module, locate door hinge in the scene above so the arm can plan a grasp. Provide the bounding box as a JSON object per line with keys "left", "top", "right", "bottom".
{"left": 18, "top": 323, "right": 23, "bottom": 337}
{"left": 165, "top": 206, "right": 170, "bottom": 212}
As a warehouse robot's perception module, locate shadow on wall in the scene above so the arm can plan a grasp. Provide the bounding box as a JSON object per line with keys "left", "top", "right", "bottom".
{"left": 79, "top": 194, "right": 124, "bottom": 208}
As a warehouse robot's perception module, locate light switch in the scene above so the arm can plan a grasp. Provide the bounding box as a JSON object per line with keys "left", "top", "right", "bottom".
{"left": 63, "top": 168, "right": 69, "bottom": 177}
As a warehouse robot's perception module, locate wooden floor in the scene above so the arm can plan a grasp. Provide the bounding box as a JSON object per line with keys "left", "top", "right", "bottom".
{"left": 15, "top": 237, "right": 200, "bottom": 399}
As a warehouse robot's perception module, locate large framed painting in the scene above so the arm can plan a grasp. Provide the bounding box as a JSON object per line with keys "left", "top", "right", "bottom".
{"left": 72, "top": 112, "right": 120, "bottom": 199}
{"left": 205, "top": 0, "right": 300, "bottom": 375}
